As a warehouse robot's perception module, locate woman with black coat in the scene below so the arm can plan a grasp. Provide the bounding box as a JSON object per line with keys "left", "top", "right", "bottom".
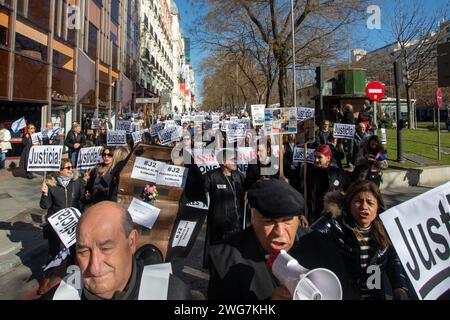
{"left": 83, "top": 146, "right": 116, "bottom": 204}
{"left": 311, "top": 180, "right": 410, "bottom": 300}
{"left": 19, "top": 123, "right": 39, "bottom": 179}
{"left": 40, "top": 158, "right": 84, "bottom": 261}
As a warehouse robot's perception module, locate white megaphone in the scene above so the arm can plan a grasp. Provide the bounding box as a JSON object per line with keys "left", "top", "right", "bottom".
{"left": 268, "top": 250, "right": 343, "bottom": 300}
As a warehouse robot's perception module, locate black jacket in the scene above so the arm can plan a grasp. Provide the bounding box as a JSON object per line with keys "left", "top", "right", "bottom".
{"left": 208, "top": 227, "right": 279, "bottom": 300}
{"left": 311, "top": 191, "right": 409, "bottom": 300}
{"left": 315, "top": 130, "right": 330, "bottom": 145}
{"left": 40, "top": 170, "right": 84, "bottom": 219}
{"left": 19, "top": 134, "right": 33, "bottom": 171}
{"left": 94, "top": 133, "right": 107, "bottom": 147}
{"left": 64, "top": 130, "right": 86, "bottom": 154}
{"left": 299, "top": 164, "right": 352, "bottom": 224}
{"left": 203, "top": 168, "right": 246, "bottom": 267}
{"left": 85, "top": 165, "right": 113, "bottom": 204}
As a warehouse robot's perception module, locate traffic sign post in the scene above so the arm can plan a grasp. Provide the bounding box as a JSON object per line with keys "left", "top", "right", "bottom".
{"left": 436, "top": 88, "right": 443, "bottom": 160}
{"left": 366, "top": 81, "right": 385, "bottom": 136}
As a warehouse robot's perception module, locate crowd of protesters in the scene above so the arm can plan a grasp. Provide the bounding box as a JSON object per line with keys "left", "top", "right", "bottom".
{"left": 2, "top": 102, "right": 418, "bottom": 301}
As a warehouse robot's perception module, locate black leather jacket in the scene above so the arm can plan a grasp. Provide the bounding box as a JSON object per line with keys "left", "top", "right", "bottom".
{"left": 311, "top": 191, "right": 409, "bottom": 300}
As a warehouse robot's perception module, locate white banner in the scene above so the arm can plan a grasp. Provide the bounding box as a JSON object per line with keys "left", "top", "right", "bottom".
{"left": 293, "top": 146, "right": 315, "bottom": 163}
{"left": 194, "top": 115, "right": 205, "bottom": 123}
{"left": 107, "top": 131, "right": 127, "bottom": 146}
{"left": 77, "top": 146, "right": 103, "bottom": 170}
{"left": 212, "top": 115, "right": 220, "bottom": 123}
{"left": 171, "top": 220, "right": 197, "bottom": 248}
{"left": 131, "top": 157, "right": 164, "bottom": 183}
{"left": 333, "top": 123, "right": 356, "bottom": 140}
{"left": 27, "top": 145, "right": 63, "bottom": 171}
{"left": 127, "top": 198, "right": 160, "bottom": 229}
{"left": 380, "top": 182, "right": 450, "bottom": 300}
{"left": 132, "top": 130, "right": 143, "bottom": 145}
{"left": 158, "top": 126, "right": 182, "bottom": 145}
{"left": 48, "top": 208, "right": 81, "bottom": 249}
{"left": 116, "top": 120, "right": 132, "bottom": 133}
{"left": 156, "top": 164, "right": 188, "bottom": 188}
{"left": 251, "top": 105, "right": 265, "bottom": 126}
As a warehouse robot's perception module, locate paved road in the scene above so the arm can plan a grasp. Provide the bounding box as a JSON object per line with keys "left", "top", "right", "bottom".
{"left": 0, "top": 168, "right": 443, "bottom": 299}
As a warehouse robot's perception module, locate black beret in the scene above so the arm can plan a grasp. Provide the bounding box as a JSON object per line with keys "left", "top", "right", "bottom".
{"left": 247, "top": 178, "right": 305, "bottom": 218}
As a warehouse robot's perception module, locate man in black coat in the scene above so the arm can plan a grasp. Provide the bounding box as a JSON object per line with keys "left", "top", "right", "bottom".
{"left": 208, "top": 179, "right": 303, "bottom": 300}
{"left": 283, "top": 134, "right": 299, "bottom": 189}
{"left": 65, "top": 123, "right": 86, "bottom": 167}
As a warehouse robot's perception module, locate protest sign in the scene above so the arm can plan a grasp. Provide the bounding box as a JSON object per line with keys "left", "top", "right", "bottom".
{"left": 251, "top": 105, "right": 265, "bottom": 126}
{"left": 171, "top": 220, "right": 197, "bottom": 248}
{"left": 91, "top": 118, "right": 100, "bottom": 130}
{"left": 380, "top": 182, "right": 450, "bottom": 300}
{"left": 333, "top": 123, "right": 356, "bottom": 140}
{"left": 107, "top": 130, "right": 127, "bottom": 146}
{"left": 156, "top": 164, "right": 188, "bottom": 188}
{"left": 27, "top": 145, "right": 63, "bottom": 171}
{"left": 132, "top": 130, "right": 143, "bottom": 145}
{"left": 151, "top": 122, "right": 165, "bottom": 137}
{"left": 194, "top": 115, "right": 205, "bottom": 123}
{"left": 297, "top": 107, "right": 315, "bottom": 121}
{"left": 173, "top": 114, "right": 182, "bottom": 121}
{"left": 131, "top": 157, "right": 164, "bottom": 183}
{"left": 212, "top": 115, "right": 220, "bottom": 123}
{"left": 186, "top": 201, "right": 209, "bottom": 210}
{"left": 116, "top": 120, "right": 132, "bottom": 133}
{"left": 264, "top": 107, "right": 297, "bottom": 135}
{"left": 293, "top": 146, "right": 315, "bottom": 164}
{"left": 77, "top": 146, "right": 103, "bottom": 170}
{"left": 130, "top": 121, "right": 141, "bottom": 132}
{"left": 381, "top": 128, "right": 387, "bottom": 145}
{"left": 128, "top": 198, "right": 160, "bottom": 229}
{"left": 158, "top": 126, "right": 181, "bottom": 145}
{"left": 31, "top": 132, "right": 42, "bottom": 144}
{"left": 48, "top": 208, "right": 81, "bottom": 249}
{"left": 43, "top": 247, "right": 70, "bottom": 271}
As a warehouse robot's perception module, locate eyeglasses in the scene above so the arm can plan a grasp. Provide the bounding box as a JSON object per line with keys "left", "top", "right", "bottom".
{"left": 63, "top": 166, "right": 73, "bottom": 170}
{"left": 102, "top": 153, "right": 113, "bottom": 158}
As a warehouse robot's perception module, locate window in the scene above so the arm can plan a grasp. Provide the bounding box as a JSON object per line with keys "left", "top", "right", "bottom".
{"left": 53, "top": 51, "right": 72, "bottom": 69}
{"left": 15, "top": 33, "right": 47, "bottom": 61}
{"left": 111, "top": 0, "right": 119, "bottom": 23}
{"left": 18, "top": 0, "right": 51, "bottom": 32}
{"left": 112, "top": 44, "right": 118, "bottom": 71}
{"left": 0, "top": 25, "right": 8, "bottom": 47}
{"left": 88, "top": 23, "right": 98, "bottom": 59}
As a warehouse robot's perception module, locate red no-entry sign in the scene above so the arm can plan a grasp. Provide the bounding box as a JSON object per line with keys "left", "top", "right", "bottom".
{"left": 366, "top": 81, "right": 385, "bottom": 101}
{"left": 436, "top": 88, "right": 443, "bottom": 109}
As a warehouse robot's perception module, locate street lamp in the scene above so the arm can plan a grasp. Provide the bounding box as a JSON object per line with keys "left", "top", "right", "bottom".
{"left": 290, "top": 0, "right": 296, "bottom": 109}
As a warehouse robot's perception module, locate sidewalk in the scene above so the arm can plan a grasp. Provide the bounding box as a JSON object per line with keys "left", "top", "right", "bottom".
{"left": 0, "top": 169, "right": 47, "bottom": 278}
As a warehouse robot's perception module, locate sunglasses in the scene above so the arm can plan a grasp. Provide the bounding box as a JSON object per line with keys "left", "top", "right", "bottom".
{"left": 63, "top": 166, "right": 73, "bottom": 170}
{"left": 102, "top": 153, "right": 113, "bottom": 157}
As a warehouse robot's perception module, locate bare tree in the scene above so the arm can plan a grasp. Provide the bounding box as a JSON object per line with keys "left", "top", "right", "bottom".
{"left": 390, "top": 0, "right": 449, "bottom": 128}
{"left": 194, "top": 0, "right": 369, "bottom": 108}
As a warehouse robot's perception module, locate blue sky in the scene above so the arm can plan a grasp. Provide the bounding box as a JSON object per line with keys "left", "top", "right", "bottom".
{"left": 174, "top": 0, "right": 449, "bottom": 104}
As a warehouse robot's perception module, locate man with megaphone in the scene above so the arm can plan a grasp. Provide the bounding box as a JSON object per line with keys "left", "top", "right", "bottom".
{"left": 208, "top": 179, "right": 355, "bottom": 300}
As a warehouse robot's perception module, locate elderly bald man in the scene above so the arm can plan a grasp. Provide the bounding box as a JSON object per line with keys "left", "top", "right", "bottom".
{"left": 42, "top": 201, "right": 189, "bottom": 300}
